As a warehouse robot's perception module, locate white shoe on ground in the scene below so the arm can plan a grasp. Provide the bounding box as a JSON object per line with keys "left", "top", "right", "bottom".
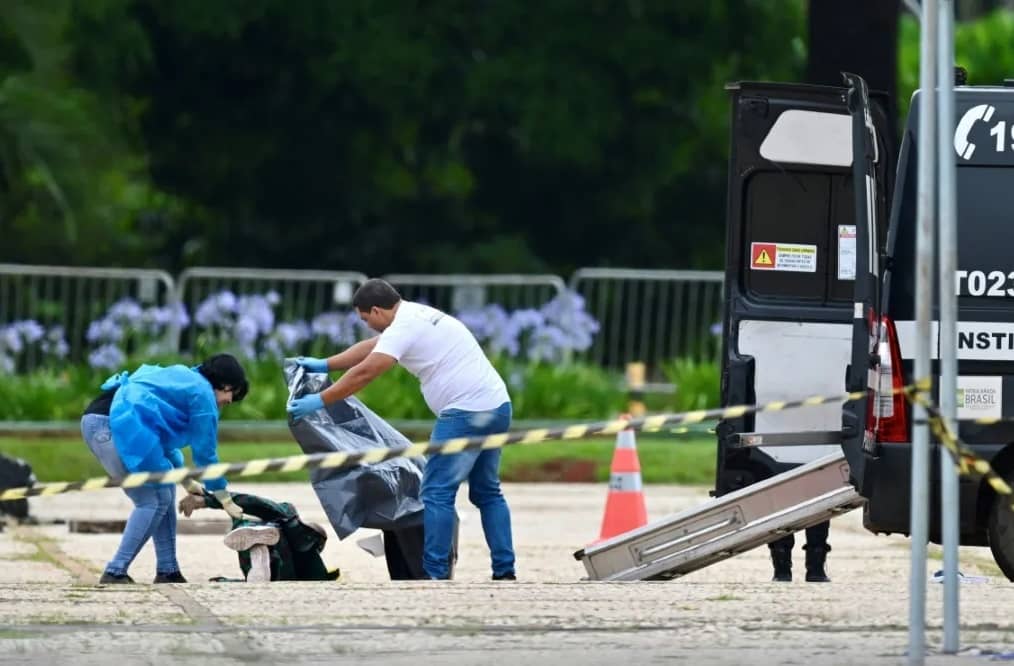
{"left": 223, "top": 524, "right": 280, "bottom": 552}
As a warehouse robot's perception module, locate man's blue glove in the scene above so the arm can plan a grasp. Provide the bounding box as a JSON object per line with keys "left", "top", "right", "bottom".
{"left": 287, "top": 392, "right": 325, "bottom": 421}
{"left": 287, "top": 356, "right": 329, "bottom": 373}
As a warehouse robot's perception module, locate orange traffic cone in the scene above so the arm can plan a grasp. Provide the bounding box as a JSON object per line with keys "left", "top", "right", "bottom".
{"left": 597, "top": 415, "right": 648, "bottom": 541}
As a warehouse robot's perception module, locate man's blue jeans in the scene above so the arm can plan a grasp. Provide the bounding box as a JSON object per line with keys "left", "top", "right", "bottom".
{"left": 80, "top": 414, "right": 180, "bottom": 576}
{"left": 422, "top": 402, "right": 515, "bottom": 579}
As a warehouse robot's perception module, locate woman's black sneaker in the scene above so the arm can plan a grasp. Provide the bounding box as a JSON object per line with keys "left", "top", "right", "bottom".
{"left": 98, "top": 572, "right": 134, "bottom": 584}
{"left": 492, "top": 572, "right": 517, "bottom": 581}
{"left": 153, "top": 571, "right": 188, "bottom": 584}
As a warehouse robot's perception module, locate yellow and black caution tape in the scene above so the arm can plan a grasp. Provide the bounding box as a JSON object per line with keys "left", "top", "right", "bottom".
{"left": 906, "top": 389, "right": 1013, "bottom": 500}
{"left": 3, "top": 380, "right": 1008, "bottom": 503}
{"left": 0, "top": 387, "right": 873, "bottom": 502}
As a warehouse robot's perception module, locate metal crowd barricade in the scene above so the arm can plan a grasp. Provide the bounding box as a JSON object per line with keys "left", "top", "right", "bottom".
{"left": 0, "top": 264, "right": 726, "bottom": 378}
{"left": 381, "top": 274, "right": 567, "bottom": 313}
{"left": 0, "top": 264, "right": 176, "bottom": 370}
{"left": 172, "top": 267, "right": 369, "bottom": 351}
{"left": 568, "top": 268, "right": 725, "bottom": 374}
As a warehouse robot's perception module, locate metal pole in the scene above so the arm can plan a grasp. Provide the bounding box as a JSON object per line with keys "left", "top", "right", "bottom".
{"left": 910, "top": 0, "right": 938, "bottom": 664}
{"left": 937, "top": 0, "right": 960, "bottom": 654}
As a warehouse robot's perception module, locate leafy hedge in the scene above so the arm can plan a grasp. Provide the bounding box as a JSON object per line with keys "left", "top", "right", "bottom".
{"left": 0, "top": 356, "right": 721, "bottom": 422}
{"left": 0, "top": 357, "right": 628, "bottom": 421}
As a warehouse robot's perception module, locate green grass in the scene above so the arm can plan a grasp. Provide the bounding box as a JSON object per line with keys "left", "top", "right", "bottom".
{"left": 500, "top": 435, "right": 715, "bottom": 484}
{"left": 0, "top": 433, "right": 717, "bottom": 486}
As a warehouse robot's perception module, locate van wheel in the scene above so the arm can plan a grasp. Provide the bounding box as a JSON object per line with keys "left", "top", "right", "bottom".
{"left": 987, "top": 470, "right": 1014, "bottom": 581}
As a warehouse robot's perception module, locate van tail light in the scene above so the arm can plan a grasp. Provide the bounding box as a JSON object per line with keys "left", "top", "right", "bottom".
{"left": 867, "top": 316, "right": 909, "bottom": 443}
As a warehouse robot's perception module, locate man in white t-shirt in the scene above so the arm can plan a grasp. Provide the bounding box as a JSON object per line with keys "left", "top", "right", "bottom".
{"left": 286, "top": 278, "right": 516, "bottom": 580}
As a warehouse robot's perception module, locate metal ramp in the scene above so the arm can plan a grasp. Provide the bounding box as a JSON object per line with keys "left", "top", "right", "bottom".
{"left": 574, "top": 452, "right": 863, "bottom": 581}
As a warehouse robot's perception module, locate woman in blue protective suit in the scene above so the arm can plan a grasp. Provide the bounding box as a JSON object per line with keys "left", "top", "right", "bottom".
{"left": 79, "top": 353, "right": 249, "bottom": 584}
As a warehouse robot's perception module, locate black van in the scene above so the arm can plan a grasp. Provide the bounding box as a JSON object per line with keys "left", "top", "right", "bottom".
{"left": 716, "top": 74, "right": 1014, "bottom": 579}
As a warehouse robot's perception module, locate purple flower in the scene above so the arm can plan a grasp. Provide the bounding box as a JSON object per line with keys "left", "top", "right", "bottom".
{"left": 107, "top": 298, "right": 144, "bottom": 324}
{"left": 0, "top": 354, "right": 13, "bottom": 374}
{"left": 489, "top": 325, "right": 521, "bottom": 358}
{"left": 237, "top": 295, "right": 275, "bottom": 335}
{"left": 165, "top": 302, "right": 191, "bottom": 329}
{"left": 454, "top": 291, "right": 603, "bottom": 361}
{"left": 88, "top": 344, "right": 126, "bottom": 371}
{"left": 509, "top": 309, "right": 545, "bottom": 332}
{"left": 310, "top": 311, "right": 368, "bottom": 347}
{"left": 235, "top": 316, "right": 260, "bottom": 347}
{"left": 527, "top": 324, "right": 571, "bottom": 363}
{"left": 138, "top": 306, "right": 171, "bottom": 336}
{"left": 86, "top": 318, "right": 124, "bottom": 343}
{"left": 1, "top": 325, "right": 23, "bottom": 354}
{"left": 195, "top": 291, "right": 238, "bottom": 328}
{"left": 539, "top": 290, "right": 600, "bottom": 352}
{"left": 457, "top": 304, "right": 510, "bottom": 343}
{"left": 15, "top": 320, "right": 45, "bottom": 344}
{"left": 311, "top": 312, "right": 348, "bottom": 346}
{"left": 138, "top": 302, "right": 188, "bottom": 343}
{"left": 43, "top": 326, "right": 69, "bottom": 359}
{"left": 275, "top": 321, "right": 311, "bottom": 350}
{"left": 456, "top": 309, "right": 492, "bottom": 342}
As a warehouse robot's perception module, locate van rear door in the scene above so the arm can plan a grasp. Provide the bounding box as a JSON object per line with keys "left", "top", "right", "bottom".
{"left": 839, "top": 73, "right": 888, "bottom": 493}
{"left": 716, "top": 80, "right": 894, "bottom": 496}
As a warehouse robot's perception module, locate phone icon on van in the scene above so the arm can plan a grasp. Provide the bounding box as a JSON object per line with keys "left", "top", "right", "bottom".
{"left": 954, "top": 104, "right": 996, "bottom": 160}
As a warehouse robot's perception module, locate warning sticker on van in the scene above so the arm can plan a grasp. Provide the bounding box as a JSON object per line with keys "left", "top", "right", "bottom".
{"left": 750, "top": 242, "right": 817, "bottom": 272}
{"left": 957, "top": 376, "right": 1002, "bottom": 420}
{"left": 837, "top": 225, "right": 857, "bottom": 281}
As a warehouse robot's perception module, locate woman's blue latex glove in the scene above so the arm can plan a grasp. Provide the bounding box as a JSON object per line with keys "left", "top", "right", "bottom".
{"left": 287, "top": 356, "right": 328, "bottom": 373}
{"left": 287, "top": 393, "right": 324, "bottom": 421}
{"left": 100, "top": 371, "right": 130, "bottom": 391}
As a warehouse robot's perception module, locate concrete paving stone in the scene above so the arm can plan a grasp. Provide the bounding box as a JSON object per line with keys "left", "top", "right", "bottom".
{"left": 0, "top": 482, "right": 1011, "bottom": 665}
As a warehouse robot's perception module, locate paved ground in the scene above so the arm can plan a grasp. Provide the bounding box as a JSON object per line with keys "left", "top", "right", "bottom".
{"left": 0, "top": 482, "right": 1011, "bottom": 665}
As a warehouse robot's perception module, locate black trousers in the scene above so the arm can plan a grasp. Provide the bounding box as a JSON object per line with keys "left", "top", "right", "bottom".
{"left": 383, "top": 526, "right": 426, "bottom": 580}
{"left": 383, "top": 517, "right": 460, "bottom": 580}
{"left": 769, "top": 520, "right": 830, "bottom": 552}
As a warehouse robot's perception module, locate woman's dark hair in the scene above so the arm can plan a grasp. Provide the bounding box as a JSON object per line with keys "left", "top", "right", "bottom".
{"left": 197, "top": 353, "right": 249, "bottom": 402}
{"left": 352, "top": 278, "right": 402, "bottom": 311}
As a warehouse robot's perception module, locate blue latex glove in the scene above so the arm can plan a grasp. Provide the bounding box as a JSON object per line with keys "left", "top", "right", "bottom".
{"left": 100, "top": 370, "right": 129, "bottom": 391}
{"left": 287, "top": 392, "right": 325, "bottom": 421}
{"left": 288, "top": 356, "right": 328, "bottom": 373}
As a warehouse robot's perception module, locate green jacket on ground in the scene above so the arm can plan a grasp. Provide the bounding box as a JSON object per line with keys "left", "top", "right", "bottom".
{"left": 205, "top": 491, "right": 338, "bottom": 581}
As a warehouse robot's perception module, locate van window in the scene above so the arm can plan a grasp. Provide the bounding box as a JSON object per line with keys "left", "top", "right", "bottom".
{"left": 889, "top": 160, "right": 1014, "bottom": 317}
{"left": 955, "top": 166, "right": 1014, "bottom": 307}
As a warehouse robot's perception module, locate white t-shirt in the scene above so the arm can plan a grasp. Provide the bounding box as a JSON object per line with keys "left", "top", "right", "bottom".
{"left": 373, "top": 301, "right": 510, "bottom": 415}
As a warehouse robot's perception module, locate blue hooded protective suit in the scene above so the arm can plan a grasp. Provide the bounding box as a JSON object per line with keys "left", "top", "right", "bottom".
{"left": 103, "top": 364, "right": 227, "bottom": 491}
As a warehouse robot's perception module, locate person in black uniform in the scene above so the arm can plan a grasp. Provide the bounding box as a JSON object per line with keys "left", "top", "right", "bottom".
{"left": 769, "top": 521, "right": 831, "bottom": 582}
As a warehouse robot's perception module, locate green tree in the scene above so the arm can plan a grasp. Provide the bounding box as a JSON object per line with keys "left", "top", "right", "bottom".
{"left": 67, "top": 1, "right": 807, "bottom": 274}
{"left": 898, "top": 9, "right": 1014, "bottom": 121}
{"left": 0, "top": 1, "right": 174, "bottom": 266}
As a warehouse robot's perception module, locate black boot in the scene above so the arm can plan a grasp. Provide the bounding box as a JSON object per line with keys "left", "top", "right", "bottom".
{"left": 804, "top": 544, "right": 831, "bottom": 582}
{"left": 98, "top": 571, "right": 134, "bottom": 584}
{"left": 770, "top": 546, "right": 792, "bottom": 582}
{"left": 153, "top": 571, "right": 187, "bottom": 584}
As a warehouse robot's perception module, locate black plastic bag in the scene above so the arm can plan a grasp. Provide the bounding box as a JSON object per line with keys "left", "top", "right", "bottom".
{"left": 0, "top": 454, "right": 35, "bottom": 521}
{"left": 284, "top": 362, "right": 425, "bottom": 539}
